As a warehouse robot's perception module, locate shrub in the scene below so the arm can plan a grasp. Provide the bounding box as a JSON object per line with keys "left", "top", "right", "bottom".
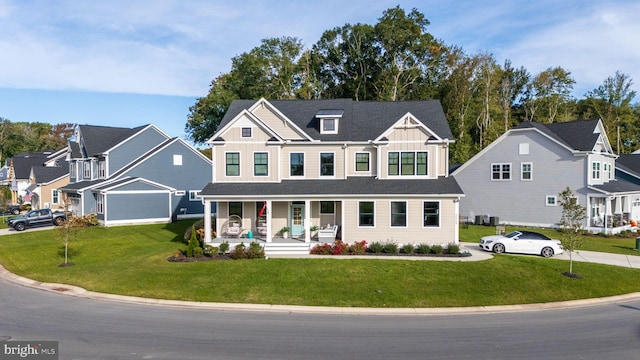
{"left": 415, "top": 243, "right": 430, "bottom": 254}
{"left": 401, "top": 243, "right": 415, "bottom": 254}
{"left": 186, "top": 225, "right": 203, "bottom": 257}
{"left": 430, "top": 244, "right": 444, "bottom": 254}
{"left": 349, "top": 240, "right": 367, "bottom": 255}
{"left": 203, "top": 245, "right": 218, "bottom": 256}
{"left": 383, "top": 242, "right": 398, "bottom": 254}
{"left": 310, "top": 243, "right": 333, "bottom": 255}
{"left": 193, "top": 247, "right": 204, "bottom": 257}
{"left": 183, "top": 216, "right": 217, "bottom": 244}
{"left": 447, "top": 243, "right": 460, "bottom": 255}
{"left": 219, "top": 241, "right": 230, "bottom": 254}
{"left": 331, "top": 240, "right": 349, "bottom": 255}
{"left": 230, "top": 242, "right": 246, "bottom": 259}
{"left": 246, "top": 241, "right": 265, "bottom": 259}
{"left": 368, "top": 241, "right": 384, "bottom": 253}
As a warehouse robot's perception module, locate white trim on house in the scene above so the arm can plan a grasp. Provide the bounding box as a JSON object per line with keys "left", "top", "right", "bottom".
{"left": 375, "top": 112, "right": 443, "bottom": 142}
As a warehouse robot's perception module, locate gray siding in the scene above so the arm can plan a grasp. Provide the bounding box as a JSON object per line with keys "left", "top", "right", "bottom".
{"left": 455, "top": 131, "right": 587, "bottom": 227}
{"left": 105, "top": 193, "right": 169, "bottom": 221}
{"left": 108, "top": 127, "right": 168, "bottom": 173}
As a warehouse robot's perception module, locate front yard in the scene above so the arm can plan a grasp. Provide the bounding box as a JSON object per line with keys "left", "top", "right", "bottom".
{"left": 0, "top": 220, "right": 639, "bottom": 308}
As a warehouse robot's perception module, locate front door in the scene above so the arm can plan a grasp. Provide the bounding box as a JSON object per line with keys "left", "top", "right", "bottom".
{"left": 291, "top": 204, "right": 305, "bottom": 237}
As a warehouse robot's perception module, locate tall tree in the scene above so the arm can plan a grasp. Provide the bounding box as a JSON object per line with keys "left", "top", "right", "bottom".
{"left": 185, "top": 74, "right": 238, "bottom": 144}
{"left": 584, "top": 71, "right": 637, "bottom": 153}
{"left": 497, "top": 60, "right": 529, "bottom": 132}
{"left": 522, "top": 67, "right": 575, "bottom": 123}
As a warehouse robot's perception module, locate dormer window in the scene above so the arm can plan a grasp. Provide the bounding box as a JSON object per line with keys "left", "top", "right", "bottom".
{"left": 316, "top": 109, "right": 343, "bottom": 135}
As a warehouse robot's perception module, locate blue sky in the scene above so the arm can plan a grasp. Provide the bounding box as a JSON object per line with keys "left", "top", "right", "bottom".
{"left": 1, "top": 0, "right": 638, "bottom": 145}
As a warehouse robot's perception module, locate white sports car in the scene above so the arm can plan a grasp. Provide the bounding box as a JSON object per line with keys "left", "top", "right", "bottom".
{"left": 480, "top": 230, "right": 563, "bottom": 258}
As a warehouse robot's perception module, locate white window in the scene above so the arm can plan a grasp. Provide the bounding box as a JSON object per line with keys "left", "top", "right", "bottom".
{"left": 423, "top": 201, "right": 440, "bottom": 227}
{"left": 173, "top": 155, "right": 183, "bottom": 166}
{"left": 491, "top": 163, "right": 511, "bottom": 181}
{"left": 320, "top": 153, "right": 335, "bottom": 177}
{"left": 97, "top": 194, "right": 104, "bottom": 214}
{"left": 521, "top": 163, "right": 532, "bottom": 181}
{"left": 546, "top": 196, "right": 557, "bottom": 206}
{"left": 175, "top": 190, "right": 186, "bottom": 196}
{"left": 189, "top": 190, "right": 200, "bottom": 201}
{"left": 83, "top": 161, "right": 91, "bottom": 179}
{"left": 592, "top": 162, "right": 601, "bottom": 180}
{"left": 320, "top": 118, "right": 338, "bottom": 134}
{"left": 519, "top": 143, "right": 529, "bottom": 155}
{"left": 98, "top": 161, "right": 106, "bottom": 178}
{"left": 358, "top": 201, "right": 374, "bottom": 227}
{"left": 51, "top": 189, "right": 59, "bottom": 204}
{"left": 70, "top": 162, "right": 76, "bottom": 179}
{"left": 241, "top": 127, "right": 252, "bottom": 138}
{"left": 390, "top": 201, "right": 407, "bottom": 227}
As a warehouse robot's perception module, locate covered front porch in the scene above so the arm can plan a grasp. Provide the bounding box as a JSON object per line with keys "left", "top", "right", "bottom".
{"left": 587, "top": 192, "right": 640, "bottom": 234}
{"left": 201, "top": 198, "right": 342, "bottom": 245}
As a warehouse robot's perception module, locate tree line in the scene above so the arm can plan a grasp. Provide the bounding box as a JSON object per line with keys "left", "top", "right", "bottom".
{"left": 186, "top": 6, "right": 639, "bottom": 163}
{"left": 0, "top": 119, "right": 75, "bottom": 164}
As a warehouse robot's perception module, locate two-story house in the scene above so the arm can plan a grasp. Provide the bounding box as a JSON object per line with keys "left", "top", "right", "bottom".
{"left": 7, "top": 149, "right": 67, "bottom": 205}
{"left": 199, "top": 98, "right": 464, "bottom": 251}
{"left": 452, "top": 119, "right": 640, "bottom": 233}
{"left": 60, "top": 124, "right": 213, "bottom": 226}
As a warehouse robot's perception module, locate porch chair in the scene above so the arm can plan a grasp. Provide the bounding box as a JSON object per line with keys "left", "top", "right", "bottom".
{"left": 225, "top": 215, "right": 243, "bottom": 238}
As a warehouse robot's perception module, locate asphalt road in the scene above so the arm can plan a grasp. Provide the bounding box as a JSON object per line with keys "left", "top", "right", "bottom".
{"left": 1, "top": 276, "right": 640, "bottom": 360}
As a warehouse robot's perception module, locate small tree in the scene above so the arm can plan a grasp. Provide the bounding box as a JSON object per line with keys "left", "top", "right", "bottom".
{"left": 558, "top": 187, "right": 587, "bottom": 275}
{"left": 56, "top": 216, "right": 89, "bottom": 266}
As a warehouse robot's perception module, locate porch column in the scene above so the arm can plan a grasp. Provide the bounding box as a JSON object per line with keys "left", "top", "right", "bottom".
{"left": 615, "top": 196, "right": 623, "bottom": 214}
{"left": 204, "top": 199, "right": 212, "bottom": 243}
{"left": 623, "top": 195, "right": 631, "bottom": 213}
{"left": 304, "top": 200, "right": 311, "bottom": 243}
{"left": 454, "top": 197, "right": 460, "bottom": 245}
{"left": 266, "top": 200, "right": 273, "bottom": 243}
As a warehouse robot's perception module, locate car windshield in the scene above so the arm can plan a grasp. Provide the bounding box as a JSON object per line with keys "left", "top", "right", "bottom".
{"left": 504, "top": 231, "right": 520, "bottom": 238}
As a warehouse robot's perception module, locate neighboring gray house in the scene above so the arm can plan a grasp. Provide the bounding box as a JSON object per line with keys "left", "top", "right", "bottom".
{"left": 452, "top": 119, "right": 640, "bottom": 234}
{"left": 61, "top": 124, "right": 213, "bottom": 226}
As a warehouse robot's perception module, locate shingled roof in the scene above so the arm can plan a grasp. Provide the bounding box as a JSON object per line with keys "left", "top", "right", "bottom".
{"left": 77, "top": 124, "right": 148, "bottom": 157}
{"left": 31, "top": 166, "right": 69, "bottom": 184}
{"left": 218, "top": 99, "right": 453, "bottom": 142}
{"left": 515, "top": 119, "right": 601, "bottom": 151}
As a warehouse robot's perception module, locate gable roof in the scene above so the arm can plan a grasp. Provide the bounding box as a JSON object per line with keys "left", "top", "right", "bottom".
{"left": 214, "top": 99, "right": 453, "bottom": 142}
{"left": 615, "top": 154, "right": 640, "bottom": 179}
{"left": 31, "top": 166, "right": 69, "bottom": 185}
{"left": 10, "top": 152, "right": 49, "bottom": 179}
{"left": 77, "top": 124, "right": 148, "bottom": 157}
{"left": 514, "top": 119, "right": 602, "bottom": 152}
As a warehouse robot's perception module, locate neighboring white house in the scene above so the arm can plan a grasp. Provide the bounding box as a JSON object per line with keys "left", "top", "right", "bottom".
{"left": 452, "top": 119, "right": 640, "bottom": 234}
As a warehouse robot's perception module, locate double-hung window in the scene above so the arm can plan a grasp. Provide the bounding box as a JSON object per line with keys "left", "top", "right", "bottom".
{"left": 83, "top": 161, "right": 91, "bottom": 179}
{"left": 52, "top": 189, "right": 59, "bottom": 205}
{"left": 491, "top": 163, "right": 511, "bottom": 180}
{"left": 358, "top": 201, "right": 374, "bottom": 227}
{"left": 423, "top": 201, "right": 440, "bottom": 227}
{"left": 388, "top": 151, "right": 428, "bottom": 176}
{"left": 592, "top": 162, "right": 601, "bottom": 180}
{"left": 521, "top": 163, "right": 532, "bottom": 181}
{"left": 320, "top": 153, "right": 334, "bottom": 176}
{"left": 254, "top": 152, "right": 268, "bottom": 176}
{"left": 226, "top": 152, "right": 240, "bottom": 176}
{"left": 355, "top": 153, "right": 370, "bottom": 172}
{"left": 390, "top": 201, "right": 407, "bottom": 227}
{"left": 290, "top": 153, "right": 304, "bottom": 176}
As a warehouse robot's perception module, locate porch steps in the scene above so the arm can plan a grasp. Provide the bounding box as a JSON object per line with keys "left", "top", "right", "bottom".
{"left": 264, "top": 242, "right": 313, "bottom": 256}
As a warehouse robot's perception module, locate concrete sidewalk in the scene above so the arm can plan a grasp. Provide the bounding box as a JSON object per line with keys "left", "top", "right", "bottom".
{"left": 554, "top": 249, "right": 640, "bottom": 268}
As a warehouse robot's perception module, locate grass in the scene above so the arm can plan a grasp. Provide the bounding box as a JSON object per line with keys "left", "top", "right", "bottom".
{"left": 460, "top": 224, "right": 640, "bottom": 255}
{"left": 0, "top": 221, "right": 639, "bottom": 308}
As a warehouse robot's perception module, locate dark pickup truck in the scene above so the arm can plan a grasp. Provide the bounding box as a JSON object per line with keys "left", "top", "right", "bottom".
{"left": 4, "top": 205, "right": 21, "bottom": 215}
{"left": 8, "top": 208, "right": 66, "bottom": 231}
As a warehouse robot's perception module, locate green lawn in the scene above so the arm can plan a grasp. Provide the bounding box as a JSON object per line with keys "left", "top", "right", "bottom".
{"left": 0, "top": 221, "right": 639, "bottom": 308}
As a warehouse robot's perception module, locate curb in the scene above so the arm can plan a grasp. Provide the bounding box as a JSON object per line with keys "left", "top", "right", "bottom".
{"left": 2, "top": 264, "right": 640, "bottom": 316}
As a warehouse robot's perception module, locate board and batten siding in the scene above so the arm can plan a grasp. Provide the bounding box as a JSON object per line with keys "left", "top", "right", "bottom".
{"left": 282, "top": 144, "right": 345, "bottom": 180}
{"left": 456, "top": 130, "right": 587, "bottom": 227}
{"left": 251, "top": 105, "right": 304, "bottom": 140}
{"left": 341, "top": 198, "right": 457, "bottom": 245}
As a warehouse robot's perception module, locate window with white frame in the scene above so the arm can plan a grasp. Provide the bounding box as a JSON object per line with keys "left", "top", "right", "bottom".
{"left": 241, "top": 127, "right": 252, "bottom": 138}
{"left": 290, "top": 153, "right": 304, "bottom": 176}
{"left": 321, "top": 118, "right": 338, "bottom": 134}
{"left": 521, "top": 162, "right": 532, "bottom": 181}
{"left": 175, "top": 190, "right": 186, "bottom": 196}
{"left": 423, "top": 201, "right": 440, "bottom": 227}
{"left": 51, "top": 189, "right": 59, "bottom": 204}
{"left": 83, "top": 161, "right": 91, "bottom": 179}
{"left": 491, "top": 163, "right": 511, "bottom": 180}
{"left": 254, "top": 152, "right": 268, "bottom": 176}
{"left": 229, "top": 202, "right": 243, "bottom": 218}
{"left": 358, "top": 201, "right": 374, "bottom": 227}
{"left": 70, "top": 162, "right": 76, "bottom": 179}
{"left": 173, "top": 154, "right": 182, "bottom": 166}
{"left": 97, "top": 194, "right": 104, "bottom": 214}
{"left": 390, "top": 201, "right": 407, "bottom": 227}
{"left": 320, "top": 201, "right": 335, "bottom": 214}
{"left": 388, "top": 151, "right": 428, "bottom": 176}
{"left": 546, "top": 196, "right": 557, "bottom": 206}
{"left": 189, "top": 190, "right": 200, "bottom": 201}
{"left": 592, "top": 162, "right": 601, "bottom": 180}
{"left": 98, "top": 160, "right": 106, "bottom": 178}
{"left": 320, "top": 153, "right": 334, "bottom": 176}
{"left": 355, "top": 152, "right": 370, "bottom": 172}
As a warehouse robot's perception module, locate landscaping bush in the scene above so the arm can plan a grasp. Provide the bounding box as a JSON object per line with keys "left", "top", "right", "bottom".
{"left": 183, "top": 216, "right": 217, "bottom": 244}
{"left": 203, "top": 245, "right": 218, "bottom": 256}
{"left": 430, "top": 244, "right": 444, "bottom": 254}
{"left": 447, "top": 243, "right": 460, "bottom": 255}
{"left": 401, "top": 243, "right": 415, "bottom": 254}
{"left": 348, "top": 240, "right": 367, "bottom": 255}
{"left": 230, "top": 242, "right": 246, "bottom": 259}
{"left": 331, "top": 240, "right": 349, "bottom": 255}
{"left": 415, "top": 243, "right": 430, "bottom": 254}
{"left": 310, "top": 243, "right": 333, "bottom": 255}
{"left": 185, "top": 225, "right": 203, "bottom": 257}
{"left": 382, "top": 242, "right": 399, "bottom": 254}
{"left": 219, "top": 241, "right": 230, "bottom": 254}
{"left": 246, "top": 241, "right": 265, "bottom": 259}
{"left": 368, "top": 241, "right": 384, "bottom": 253}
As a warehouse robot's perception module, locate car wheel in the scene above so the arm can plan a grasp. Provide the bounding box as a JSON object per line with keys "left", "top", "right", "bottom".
{"left": 493, "top": 243, "right": 505, "bottom": 254}
{"left": 14, "top": 223, "right": 25, "bottom": 231}
{"left": 11, "top": 208, "right": 19, "bottom": 215}
{"left": 54, "top": 217, "right": 65, "bottom": 226}
{"left": 541, "top": 247, "right": 554, "bottom": 258}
